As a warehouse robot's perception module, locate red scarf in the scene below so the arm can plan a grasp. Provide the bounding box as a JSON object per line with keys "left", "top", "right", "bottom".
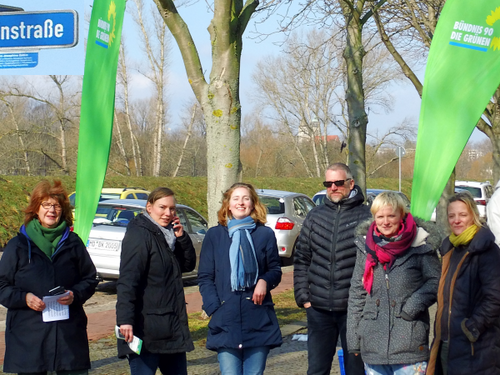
{"left": 363, "top": 213, "right": 417, "bottom": 294}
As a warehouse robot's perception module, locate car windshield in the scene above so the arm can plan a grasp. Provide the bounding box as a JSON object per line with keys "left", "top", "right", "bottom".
{"left": 259, "top": 196, "right": 285, "bottom": 215}
{"left": 94, "top": 206, "right": 144, "bottom": 226}
{"left": 100, "top": 193, "right": 122, "bottom": 200}
{"left": 313, "top": 194, "right": 325, "bottom": 205}
{"left": 455, "top": 186, "right": 481, "bottom": 198}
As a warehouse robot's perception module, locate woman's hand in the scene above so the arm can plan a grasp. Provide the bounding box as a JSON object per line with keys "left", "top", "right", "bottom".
{"left": 252, "top": 279, "right": 267, "bottom": 305}
{"left": 26, "top": 292, "right": 46, "bottom": 311}
{"left": 172, "top": 216, "right": 184, "bottom": 237}
{"left": 57, "top": 290, "right": 74, "bottom": 305}
{"left": 120, "top": 324, "right": 134, "bottom": 343}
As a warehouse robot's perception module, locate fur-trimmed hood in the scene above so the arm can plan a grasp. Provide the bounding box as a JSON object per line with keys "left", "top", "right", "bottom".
{"left": 354, "top": 214, "right": 443, "bottom": 251}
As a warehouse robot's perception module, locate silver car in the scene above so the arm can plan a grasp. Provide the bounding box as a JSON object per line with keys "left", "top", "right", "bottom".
{"left": 86, "top": 199, "right": 207, "bottom": 280}
{"left": 257, "top": 189, "right": 316, "bottom": 264}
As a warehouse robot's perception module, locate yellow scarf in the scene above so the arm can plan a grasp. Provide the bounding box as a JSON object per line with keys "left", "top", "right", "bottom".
{"left": 449, "top": 224, "right": 480, "bottom": 247}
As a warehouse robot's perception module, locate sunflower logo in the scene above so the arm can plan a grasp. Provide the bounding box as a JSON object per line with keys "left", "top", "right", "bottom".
{"left": 486, "top": 6, "right": 500, "bottom": 51}
{"left": 108, "top": 1, "right": 117, "bottom": 46}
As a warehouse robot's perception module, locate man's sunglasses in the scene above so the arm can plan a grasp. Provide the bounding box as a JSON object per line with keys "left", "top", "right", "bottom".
{"left": 323, "top": 179, "right": 351, "bottom": 188}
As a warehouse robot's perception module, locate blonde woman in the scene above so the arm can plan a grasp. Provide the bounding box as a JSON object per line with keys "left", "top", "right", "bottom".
{"left": 198, "top": 183, "right": 282, "bottom": 375}
{"left": 427, "top": 191, "right": 500, "bottom": 375}
{"left": 347, "top": 192, "right": 441, "bottom": 375}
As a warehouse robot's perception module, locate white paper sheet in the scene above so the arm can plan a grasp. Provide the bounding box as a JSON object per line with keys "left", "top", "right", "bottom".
{"left": 42, "top": 291, "right": 70, "bottom": 322}
{"left": 115, "top": 325, "right": 143, "bottom": 354}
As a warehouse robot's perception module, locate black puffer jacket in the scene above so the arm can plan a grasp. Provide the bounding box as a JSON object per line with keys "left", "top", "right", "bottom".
{"left": 116, "top": 214, "right": 196, "bottom": 357}
{"left": 294, "top": 186, "right": 371, "bottom": 311}
{"left": 347, "top": 218, "right": 441, "bottom": 365}
{"left": 428, "top": 227, "right": 500, "bottom": 375}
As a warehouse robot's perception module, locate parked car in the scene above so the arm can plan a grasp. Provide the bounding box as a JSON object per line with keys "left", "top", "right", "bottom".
{"left": 312, "top": 188, "right": 411, "bottom": 211}
{"left": 455, "top": 180, "right": 493, "bottom": 218}
{"left": 69, "top": 187, "right": 150, "bottom": 207}
{"left": 86, "top": 199, "right": 207, "bottom": 280}
{"left": 257, "top": 189, "right": 316, "bottom": 264}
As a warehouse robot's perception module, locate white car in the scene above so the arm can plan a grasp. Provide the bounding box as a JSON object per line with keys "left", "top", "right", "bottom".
{"left": 87, "top": 199, "right": 207, "bottom": 280}
{"left": 455, "top": 180, "right": 493, "bottom": 219}
{"left": 257, "top": 189, "right": 316, "bottom": 265}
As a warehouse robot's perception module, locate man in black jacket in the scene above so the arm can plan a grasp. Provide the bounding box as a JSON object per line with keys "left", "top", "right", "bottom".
{"left": 294, "top": 163, "right": 370, "bottom": 375}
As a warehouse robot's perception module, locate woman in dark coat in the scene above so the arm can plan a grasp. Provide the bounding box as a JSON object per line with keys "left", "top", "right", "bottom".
{"left": 198, "top": 182, "right": 282, "bottom": 375}
{"left": 347, "top": 192, "right": 441, "bottom": 375}
{"left": 116, "top": 187, "right": 196, "bottom": 375}
{"left": 0, "top": 180, "right": 98, "bottom": 374}
{"left": 427, "top": 191, "right": 500, "bottom": 375}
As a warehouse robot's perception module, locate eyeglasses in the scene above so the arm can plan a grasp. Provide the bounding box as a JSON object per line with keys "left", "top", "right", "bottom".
{"left": 323, "top": 179, "right": 351, "bottom": 188}
{"left": 41, "top": 202, "right": 62, "bottom": 212}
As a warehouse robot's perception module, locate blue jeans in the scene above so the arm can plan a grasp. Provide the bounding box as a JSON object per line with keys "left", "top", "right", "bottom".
{"left": 217, "top": 346, "right": 270, "bottom": 375}
{"left": 127, "top": 351, "right": 187, "bottom": 375}
{"left": 365, "top": 362, "right": 427, "bottom": 375}
{"left": 306, "top": 307, "right": 365, "bottom": 375}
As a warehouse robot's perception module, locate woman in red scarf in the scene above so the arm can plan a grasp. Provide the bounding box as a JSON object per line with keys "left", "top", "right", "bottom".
{"left": 347, "top": 191, "right": 441, "bottom": 375}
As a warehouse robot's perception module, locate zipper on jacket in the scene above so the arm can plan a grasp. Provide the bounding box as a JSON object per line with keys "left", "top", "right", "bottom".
{"left": 329, "top": 204, "right": 342, "bottom": 306}
{"left": 384, "top": 269, "right": 392, "bottom": 361}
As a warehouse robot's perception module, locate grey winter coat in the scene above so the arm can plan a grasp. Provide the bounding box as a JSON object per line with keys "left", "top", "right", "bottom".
{"left": 347, "top": 218, "right": 441, "bottom": 365}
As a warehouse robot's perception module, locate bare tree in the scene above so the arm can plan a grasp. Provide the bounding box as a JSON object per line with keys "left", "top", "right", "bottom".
{"left": 153, "top": 0, "right": 259, "bottom": 225}
{"left": 116, "top": 40, "right": 142, "bottom": 176}
{"left": 2, "top": 76, "right": 80, "bottom": 175}
{"left": 0, "top": 96, "right": 31, "bottom": 175}
{"left": 172, "top": 103, "right": 200, "bottom": 177}
{"left": 253, "top": 28, "right": 400, "bottom": 177}
{"left": 132, "top": 0, "right": 170, "bottom": 177}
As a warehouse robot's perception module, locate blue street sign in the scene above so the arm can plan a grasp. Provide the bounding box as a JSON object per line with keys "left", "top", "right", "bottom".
{"left": 0, "top": 10, "right": 77, "bottom": 50}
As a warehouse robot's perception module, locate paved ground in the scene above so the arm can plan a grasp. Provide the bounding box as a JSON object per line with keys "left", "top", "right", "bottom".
{"left": 0, "top": 266, "right": 344, "bottom": 374}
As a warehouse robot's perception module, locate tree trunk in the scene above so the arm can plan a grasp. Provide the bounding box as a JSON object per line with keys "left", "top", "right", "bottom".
{"left": 436, "top": 170, "right": 455, "bottom": 235}
{"left": 4, "top": 101, "right": 31, "bottom": 175}
{"left": 342, "top": 4, "right": 368, "bottom": 193}
{"left": 113, "top": 109, "right": 131, "bottom": 175}
{"left": 154, "top": 0, "right": 257, "bottom": 225}
{"left": 118, "top": 44, "right": 140, "bottom": 176}
{"left": 172, "top": 105, "right": 196, "bottom": 177}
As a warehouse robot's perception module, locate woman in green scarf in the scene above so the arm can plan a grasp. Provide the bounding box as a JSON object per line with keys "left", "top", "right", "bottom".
{"left": 427, "top": 191, "right": 500, "bottom": 375}
{"left": 0, "top": 180, "right": 98, "bottom": 374}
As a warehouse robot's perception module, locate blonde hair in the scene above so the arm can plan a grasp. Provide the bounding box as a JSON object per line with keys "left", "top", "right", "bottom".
{"left": 370, "top": 191, "right": 406, "bottom": 218}
{"left": 448, "top": 191, "right": 482, "bottom": 228}
{"left": 217, "top": 183, "right": 267, "bottom": 226}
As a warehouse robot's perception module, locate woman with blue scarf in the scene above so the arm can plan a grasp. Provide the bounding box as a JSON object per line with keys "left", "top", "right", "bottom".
{"left": 198, "top": 182, "right": 282, "bottom": 375}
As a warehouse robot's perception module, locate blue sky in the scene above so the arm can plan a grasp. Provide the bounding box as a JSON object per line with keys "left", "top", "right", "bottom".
{"left": 7, "top": 0, "right": 488, "bottom": 145}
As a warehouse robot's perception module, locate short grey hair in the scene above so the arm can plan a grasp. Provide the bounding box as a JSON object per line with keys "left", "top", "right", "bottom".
{"left": 326, "top": 163, "right": 353, "bottom": 179}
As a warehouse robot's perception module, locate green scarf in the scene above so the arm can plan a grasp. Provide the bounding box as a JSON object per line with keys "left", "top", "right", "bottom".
{"left": 26, "top": 219, "right": 67, "bottom": 260}
{"left": 449, "top": 224, "right": 480, "bottom": 248}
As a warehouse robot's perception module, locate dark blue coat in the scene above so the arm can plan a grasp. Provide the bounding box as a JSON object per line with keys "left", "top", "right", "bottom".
{"left": 0, "top": 226, "right": 98, "bottom": 373}
{"left": 198, "top": 223, "right": 283, "bottom": 351}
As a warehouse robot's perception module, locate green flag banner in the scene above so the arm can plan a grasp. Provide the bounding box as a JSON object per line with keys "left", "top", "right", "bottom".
{"left": 411, "top": 2, "right": 500, "bottom": 220}
{"left": 73, "top": 0, "right": 125, "bottom": 242}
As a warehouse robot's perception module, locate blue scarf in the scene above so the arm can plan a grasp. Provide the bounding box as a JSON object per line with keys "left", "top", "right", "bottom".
{"left": 228, "top": 216, "right": 259, "bottom": 291}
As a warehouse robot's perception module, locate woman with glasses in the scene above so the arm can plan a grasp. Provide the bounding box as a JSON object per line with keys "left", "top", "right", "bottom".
{"left": 0, "top": 180, "right": 98, "bottom": 374}
{"left": 198, "top": 182, "right": 282, "bottom": 375}
{"left": 427, "top": 192, "right": 500, "bottom": 375}
{"left": 347, "top": 192, "right": 441, "bottom": 375}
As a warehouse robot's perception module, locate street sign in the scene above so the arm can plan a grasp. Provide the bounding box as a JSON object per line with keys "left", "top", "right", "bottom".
{"left": 0, "top": 10, "right": 78, "bottom": 50}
